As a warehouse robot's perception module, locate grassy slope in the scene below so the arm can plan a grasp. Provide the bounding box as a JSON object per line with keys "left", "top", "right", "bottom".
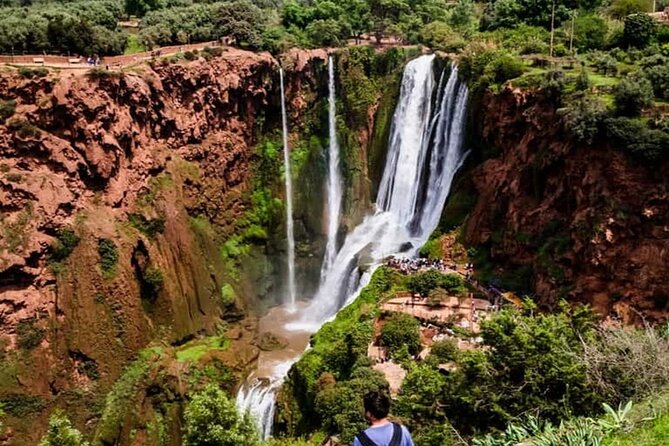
{"left": 604, "top": 412, "right": 669, "bottom": 445}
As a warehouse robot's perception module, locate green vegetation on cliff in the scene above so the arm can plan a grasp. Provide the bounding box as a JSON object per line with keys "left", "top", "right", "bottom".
{"left": 277, "top": 267, "right": 669, "bottom": 445}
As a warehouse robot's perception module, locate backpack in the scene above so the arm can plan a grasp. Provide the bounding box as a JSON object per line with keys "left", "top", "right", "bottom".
{"left": 355, "top": 422, "right": 403, "bottom": 446}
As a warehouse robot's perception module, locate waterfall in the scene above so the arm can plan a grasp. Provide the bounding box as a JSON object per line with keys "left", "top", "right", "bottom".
{"left": 237, "top": 56, "right": 470, "bottom": 437}
{"left": 236, "top": 380, "right": 277, "bottom": 440}
{"left": 302, "top": 55, "right": 470, "bottom": 323}
{"left": 280, "top": 68, "right": 297, "bottom": 308}
{"left": 321, "top": 56, "right": 343, "bottom": 278}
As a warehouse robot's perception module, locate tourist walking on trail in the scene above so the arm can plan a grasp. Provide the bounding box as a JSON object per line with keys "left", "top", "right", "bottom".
{"left": 353, "top": 391, "right": 414, "bottom": 446}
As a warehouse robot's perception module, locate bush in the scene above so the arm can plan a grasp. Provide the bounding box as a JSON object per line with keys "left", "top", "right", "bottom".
{"left": 606, "top": 116, "right": 669, "bottom": 162}
{"left": 575, "top": 69, "right": 591, "bottom": 91}
{"left": 380, "top": 313, "right": 422, "bottom": 355}
{"left": 16, "top": 318, "right": 45, "bottom": 350}
{"left": 572, "top": 14, "right": 609, "bottom": 52}
{"left": 419, "top": 21, "right": 465, "bottom": 52}
{"left": 98, "top": 238, "right": 118, "bottom": 277}
{"left": 7, "top": 118, "right": 39, "bottom": 138}
{"left": 38, "top": 410, "right": 89, "bottom": 446}
{"left": 610, "top": 0, "right": 649, "bottom": 19}
{"left": 582, "top": 325, "right": 669, "bottom": 404}
{"left": 459, "top": 45, "right": 525, "bottom": 89}
{"left": 128, "top": 213, "right": 165, "bottom": 238}
{"left": 641, "top": 56, "right": 669, "bottom": 99}
{"left": 220, "top": 283, "right": 236, "bottom": 306}
{"left": 562, "top": 95, "right": 607, "bottom": 144}
{"left": 50, "top": 228, "right": 81, "bottom": 262}
{"left": 429, "top": 339, "right": 459, "bottom": 362}
{"left": 18, "top": 67, "right": 48, "bottom": 79}
{"left": 622, "top": 14, "right": 656, "bottom": 48}
{"left": 183, "top": 384, "right": 259, "bottom": 446}
{"left": 142, "top": 266, "right": 164, "bottom": 294}
{"left": 86, "top": 68, "right": 122, "bottom": 81}
{"left": 614, "top": 74, "right": 654, "bottom": 116}
{"left": 0, "top": 100, "right": 16, "bottom": 123}
{"left": 407, "top": 270, "right": 466, "bottom": 297}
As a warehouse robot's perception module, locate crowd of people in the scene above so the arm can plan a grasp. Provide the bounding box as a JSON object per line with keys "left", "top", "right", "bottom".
{"left": 386, "top": 256, "right": 450, "bottom": 274}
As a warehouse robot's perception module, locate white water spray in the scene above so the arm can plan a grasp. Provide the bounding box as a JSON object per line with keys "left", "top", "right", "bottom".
{"left": 321, "top": 56, "right": 343, "bottom": 278}
{"left": 280, "top": 68, "right": 297, "bottom": 308}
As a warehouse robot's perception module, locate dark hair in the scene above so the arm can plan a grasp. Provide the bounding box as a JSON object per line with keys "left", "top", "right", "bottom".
{"left": 363, "top": 391, "right": 390, "bottom": 420}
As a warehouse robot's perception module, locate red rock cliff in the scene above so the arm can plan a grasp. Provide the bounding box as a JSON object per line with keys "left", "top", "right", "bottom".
{"left": 465, "top": 88, "right": 669, "bottom": 324}
{"left": 0, "top": 48, "right": 331, "bottom": 444}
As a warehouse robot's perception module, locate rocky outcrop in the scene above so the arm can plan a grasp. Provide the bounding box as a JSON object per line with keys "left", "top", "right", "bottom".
{"left": 465, "top": 88, "right": 669, "bottom": 324}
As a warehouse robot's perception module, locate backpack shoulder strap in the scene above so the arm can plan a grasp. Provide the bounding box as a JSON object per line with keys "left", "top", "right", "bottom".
{"left": 389, "top": 423, "right": 403, "bottom": 446}
{"left": 356, "top": 431, "right": 378, "bottom": 446}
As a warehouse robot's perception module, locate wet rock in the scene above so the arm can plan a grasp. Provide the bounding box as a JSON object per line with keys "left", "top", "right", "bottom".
{"left": 257, "top": 331, "right": 289, "bottom": 352}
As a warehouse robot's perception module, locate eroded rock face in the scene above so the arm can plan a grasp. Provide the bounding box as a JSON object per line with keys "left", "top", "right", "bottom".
{"left": 0, "top": 48, "right": 334, "bottom": 444}
{"left": 465, "top": 88, "right": 669, "bottom": 324}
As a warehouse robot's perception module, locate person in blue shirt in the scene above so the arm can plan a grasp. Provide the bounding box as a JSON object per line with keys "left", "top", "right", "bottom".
{"left": 352, "top": 391, "right": 414, "bottom": 446}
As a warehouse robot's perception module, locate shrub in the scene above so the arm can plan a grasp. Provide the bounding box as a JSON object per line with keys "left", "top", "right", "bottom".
{"left": 407, "top": 270, "right": 466, "bottom": 297}
{"left": 7, "top": 118, "right": 39, "bottom": 138}
{"left": 609, "top": 0, "right": 649, "bottom": 19}
{"left": 142, "top": 266, "right": 164, "bottom": 294}
{"left": 572, "top": 14, "right": 609, "bottom": 51}
{"left": 562, "top": 95, "right": 607, "bottom": 144}
{"left": 128, "top": 213, "right": 165, "bottom": 238}
{"left": 50, "top": 228, "right": 80, "bottom": 262}
{"left": 183, "top": 51, "right": 196, "bottom": 61}
{"left": 419, "top": 21, "right": 465, "bottom": 52}
{"left": 98, "top": 238, "right": 118, "bottom": 277}
{"left": 380, "top": 313, "right": 422, "bottom": 355}
{"left": 183, "top": 384, "right": 259, "bottom": 446}
{"left": 18, "top": 67, "right": 48, "bottom": 79}
{"left": 429, "top": 339, "right": 459, "bottom": 362}
{"left": 220, "top": 283, "right": 236, "bottom": 306}
{"left": 641, "top": 57, "right": 669, "bottom": 99}
{"left": 581, "top": 325, "right": 669, "bottom": 404}
{"left": 0, "top": 100, "right": 16, "bottom": 123}
{"left": 16, "top": 318, "right": 45, "bottom": 350}
{"left": 606, "top": 116, "right": 669, "bottom": 162}
{"left": 575, "top": 69, "right": 591, "bottom": 91}
{"left": 622, "top": 14, "right": 656, "bottom": 48}
{"left": 459, "top": 45, "right": 525, "bottom": 89}
{"left": 38, "top": 410, "right": 89, "bottom": 446}
{"left": 86, "top": 68, "right": 122, "bottom": 81}
{"left": 614, "top": 74, "right": 654, "bottom": 116}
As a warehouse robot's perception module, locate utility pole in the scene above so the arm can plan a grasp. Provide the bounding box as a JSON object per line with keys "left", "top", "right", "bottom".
{"left": 549, "top": 0, "right": 556, "bottom": 58}
{"left": 569, "top": 10, "right": 575, "bottom": 56}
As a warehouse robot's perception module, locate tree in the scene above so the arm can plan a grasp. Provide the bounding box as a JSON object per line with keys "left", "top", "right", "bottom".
{"left": 38, "top": 411, "right": 89, "bottom": 446}
{"left": 183, "top": 384, "right": 260, "bottom": 446}
{"left": 419, "top": 21, "right": 464, "bottom": 51}
{"left": 368, "top": 0, "right": 410, "bottom": 42}
{"left": 448, "top": 0, "right": 476, "bottom": 32}
{"left": 614, "top": 74, "right": 654, "bottom": 116}
{"left": 306, "top": 19, "right": 346, "bottom": 47}
{"left": 609, "top": 0, "right": 649, "bottom": 19}
{"left": 572, "top": 14, "right": 608, "bottom": 51}
{"left": 125, "top": 0, "right": 164, "bottom": 17}
{"left": 380, "top": 313, "right": 422, "bottom": 355}
{"left": 217, "top": 1, "right": 267, "bottom": 50}
{"left": 622, "top": 13, "right": 656, "bottom": 48}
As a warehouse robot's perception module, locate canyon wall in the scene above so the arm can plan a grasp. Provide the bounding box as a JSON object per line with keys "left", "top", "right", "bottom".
{"left": 463, "top": 88, "right": 669, "bottom": 323}
{"left": 0, "top": 46, "right": 413, "bottom": 444}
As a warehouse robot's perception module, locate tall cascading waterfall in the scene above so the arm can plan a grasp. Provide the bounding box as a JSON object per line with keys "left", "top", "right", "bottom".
{"left": 236, "top": 55, "right": 469, "bottom": 438}
{"left": 280, "top": 68, "right": 297, "bottom": 308}
{"left": 300, "top": 55, "right": 470, "bottom": 323}
{"left": 321, "top": 56, "right": 343, "bottom": 278}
